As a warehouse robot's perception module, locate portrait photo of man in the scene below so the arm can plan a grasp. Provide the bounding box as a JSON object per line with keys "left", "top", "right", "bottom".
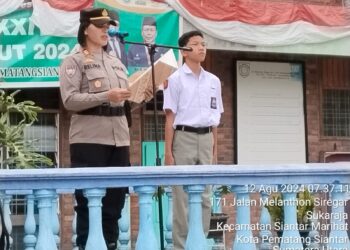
{"left": 127, "top": 16, "right": 168, "bottom": 68}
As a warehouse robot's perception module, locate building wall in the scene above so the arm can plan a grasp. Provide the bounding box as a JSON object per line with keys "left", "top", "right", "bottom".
{"left": 58, "top": 51, "right": 350, "bottom": 249}
{"left": 206, "top": 50, "right": 350, "bottom": 247}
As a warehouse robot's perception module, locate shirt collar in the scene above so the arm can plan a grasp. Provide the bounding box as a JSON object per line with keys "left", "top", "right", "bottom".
{"left": 183, "top": 62, "right": 204, "bottom": 76}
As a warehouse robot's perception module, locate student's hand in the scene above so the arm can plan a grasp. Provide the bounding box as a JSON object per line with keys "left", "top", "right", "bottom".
{"left": 165, "top": 153, "right": 174, "bottom": 166}
{"left": 163, "top": 79, "right": 168, "bottom": 89}
{"left": 107, "top": 88, "right": 131, "bottom": 103}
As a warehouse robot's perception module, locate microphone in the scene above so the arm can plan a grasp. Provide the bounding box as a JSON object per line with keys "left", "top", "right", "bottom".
{"left": 108, "top": 29, "right": 129, "bottom": 39}
{"left": 181, "top": 47, "right": 193, "bottom": 52}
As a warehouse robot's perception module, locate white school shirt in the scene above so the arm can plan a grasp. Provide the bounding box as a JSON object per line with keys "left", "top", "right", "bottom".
{"left": 163, "top": 63, "right": 224, "bottom": 128}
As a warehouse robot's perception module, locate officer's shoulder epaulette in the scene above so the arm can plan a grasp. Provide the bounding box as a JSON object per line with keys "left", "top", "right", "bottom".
{"left": 106, "top": 53, "right": 116, "bottom": 59}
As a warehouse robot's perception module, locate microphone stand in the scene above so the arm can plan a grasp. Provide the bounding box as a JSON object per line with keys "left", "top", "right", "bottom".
{"left": 122, "top": 38, "right": 190, "bottom": 250}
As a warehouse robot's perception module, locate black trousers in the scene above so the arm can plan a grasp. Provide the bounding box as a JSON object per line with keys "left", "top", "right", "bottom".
{"left": 70, "top": 143, "right": 130, "bottom": 247}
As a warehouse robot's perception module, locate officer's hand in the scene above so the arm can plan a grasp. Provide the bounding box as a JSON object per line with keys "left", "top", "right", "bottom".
{"left": 107, "top": 88, "right": 131, "bottom": 103}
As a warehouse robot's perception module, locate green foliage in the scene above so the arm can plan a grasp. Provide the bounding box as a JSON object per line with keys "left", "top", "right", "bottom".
{"left": 0, "top": 90, "right": 53, "bottom": 168}
{"left": 296, "top": 189, "right": 315, "bottom": 225}
{"left": 216, "top": 185, "right": 231, "bottom": 195}
{"left": 265, "top": 193, "right": 284, "bottom": 224}
{"left": 265, "top": 189, "right": 315, "bottom": 227}
{"left": 153, "top": 186, "right": 165, "bottom": 200}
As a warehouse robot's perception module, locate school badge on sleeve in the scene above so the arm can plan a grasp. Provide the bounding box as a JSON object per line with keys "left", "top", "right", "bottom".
{"left": 65, "top": 65, "right": 77, "bottom": 78}
{"left": 211, "top": 97, "right": 217, "bottom": 109}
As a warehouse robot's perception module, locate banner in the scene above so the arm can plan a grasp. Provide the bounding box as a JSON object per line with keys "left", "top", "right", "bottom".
{"left": 167, "top": 0, "right": 350, "bottom": 46}
{"left": 0, "top": 0, "right": 179, "bottom": 88}
{"left": 166, "top": 0, "right": 350, "bottom": 56}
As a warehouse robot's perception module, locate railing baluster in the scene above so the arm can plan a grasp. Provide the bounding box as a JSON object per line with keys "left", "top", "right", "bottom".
{"left": 212, "top": 186, "right": 222, "bottom": 214}
{"left": 328, "top": 184, "right": 350, "bottom": 249}
{"left": 3, "top": 193, "right": 13, "bottom": 247}
{"left": 24, "top": 194, "right": 36, "bottom": 250}
{"left": 51, "top": 194, "right": 60, "bottom": 247}
{"left": 305, "top": 215, "right": 320, "bottom": 250}
{"left": 118, "top": 194, "right": 130, "bottom": 250}
{"left": 34, "top": 189, "right": 57, "bottom": 250}
{"left": 84, "top": 188, "right": 107, "bottom": 250}
{"left": 72, "top": 210, "right": 78, "bottom": 250}
{"left": 280, "top": 189, "right": 303, "bottom": 250}
{"left": 165, "top": 187, "right": 173, "bottom": 250}
{"left": 259, "top": 187, "right": 273, "bottom": 250}
{"left": 232, "top": 185, "right": 256, "bottom": 250}
{"left": 184, "top": 184, "right": 208, "bottom": 250}
{"left": 135, "top": 185, "right": 158, "bottom": 250}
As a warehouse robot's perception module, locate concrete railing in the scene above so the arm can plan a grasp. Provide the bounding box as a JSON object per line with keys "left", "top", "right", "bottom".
{"left": 0, "top": 163, "right": 349, "bottom": 250}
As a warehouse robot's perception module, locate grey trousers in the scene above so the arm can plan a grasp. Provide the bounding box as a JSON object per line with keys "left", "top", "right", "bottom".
{"left": 172, "top": 130, "right": 213, "bottom": 250}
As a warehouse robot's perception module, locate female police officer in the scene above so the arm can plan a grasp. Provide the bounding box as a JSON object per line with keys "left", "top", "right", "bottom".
{"left": 59, "top": 8, "right": 131, "bottom": 250}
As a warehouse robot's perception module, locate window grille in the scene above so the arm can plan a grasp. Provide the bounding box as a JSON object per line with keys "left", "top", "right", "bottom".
{"left": 143, "top": 91, "right": 165, "bottom": 141}
{"left": 323, "top": 89, "right": 350, "bottom": 137}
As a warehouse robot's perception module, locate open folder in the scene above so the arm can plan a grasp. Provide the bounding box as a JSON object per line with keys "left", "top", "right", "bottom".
{"left": 128, "top": 49, "right": 178, "bottom": 103}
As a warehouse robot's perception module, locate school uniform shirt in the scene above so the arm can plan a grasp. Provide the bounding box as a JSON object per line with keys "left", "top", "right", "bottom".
{"left": 163, "top": 63, "right": 224, "bottom": 128}
{"left": 59, "top": 49, "right": 130, "bottom": 147}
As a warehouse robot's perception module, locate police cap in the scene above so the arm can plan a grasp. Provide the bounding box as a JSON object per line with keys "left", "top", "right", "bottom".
{"left": 80, "top": 8, "right": 116, "bottom": 27}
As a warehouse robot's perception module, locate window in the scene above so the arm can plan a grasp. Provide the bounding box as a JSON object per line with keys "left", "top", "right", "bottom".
{"left": 323, "top": 89, "right": 350, "bottom": 137}
{"left": 143, "top": 91, "right": 165, "bottom": 141}
{"left": 9, "top": 112, "right": 58, "bottom": 168}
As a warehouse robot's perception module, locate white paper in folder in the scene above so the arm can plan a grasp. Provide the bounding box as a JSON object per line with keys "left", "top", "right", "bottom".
{"left": 128, "top": 49, "right": 178, "bottom": 103}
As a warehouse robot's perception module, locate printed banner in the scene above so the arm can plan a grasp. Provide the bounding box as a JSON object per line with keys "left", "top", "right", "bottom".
{"left": 167, "top": 0, "right": 350, "bottom": 46}
{"left": 0, "top": 0, "right": 179, "bottom": 88}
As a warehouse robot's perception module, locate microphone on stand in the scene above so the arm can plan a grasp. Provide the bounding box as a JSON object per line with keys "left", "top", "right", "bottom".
{"left": 180, "top": 47, "right": 193, "bottom": 51}
{"left": 108, "top": 29, "right": 129, "bottom": 40}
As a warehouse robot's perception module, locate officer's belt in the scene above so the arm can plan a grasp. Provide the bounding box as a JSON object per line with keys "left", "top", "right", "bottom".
{"left": 175, "top": 125, "right": 212, "bottom": 134}
{"left": 77, "top": 105, "right": 125, "bottom": 116}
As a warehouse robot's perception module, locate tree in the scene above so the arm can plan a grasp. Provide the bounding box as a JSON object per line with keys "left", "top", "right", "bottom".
{"left": 0, "top": 90, "right": 53, "bottom": 169}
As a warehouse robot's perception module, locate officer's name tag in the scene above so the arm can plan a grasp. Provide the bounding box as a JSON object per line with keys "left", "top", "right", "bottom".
{"left": 84, "top": 63, "right": 101, "bottom": 70}
{"left": 211, "top": 97, "right": 217, "bottom": 109}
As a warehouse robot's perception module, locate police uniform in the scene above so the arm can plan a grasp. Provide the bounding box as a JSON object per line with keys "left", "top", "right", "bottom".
{"left": 163, "top": 62, "right": 224, "bottom": 250}
{"left": 60, "top": 50, "right": 129, "bottom": 146}
{"left": 59, "top": 7, "right": 130, "bottom": 250}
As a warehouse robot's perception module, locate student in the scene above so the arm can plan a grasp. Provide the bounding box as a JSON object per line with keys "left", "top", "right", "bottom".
{"left": 163, "top": 30, "right": 224, "bottom": 250}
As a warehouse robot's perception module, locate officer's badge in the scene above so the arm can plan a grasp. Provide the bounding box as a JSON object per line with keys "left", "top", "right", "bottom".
{"left": 84, "top": 58, "right": 94, "bottom": 63}
{"left": 65, "top": 65, "right": 77, "bottom": 78}
{"left": 83, "top": 49, "right": 89, "bottom": 56}
{"left": 94, "top": 80, "right": 102, "bottom": 88}
{"left": 102, "top": 9, "right": 108, "bottom": 17}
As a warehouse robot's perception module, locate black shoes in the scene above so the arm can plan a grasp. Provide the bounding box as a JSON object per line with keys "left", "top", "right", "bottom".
{"left": 107, "top": 242, "right": 117, "bottom": 250}
{"left": 77, "top": 242, "right": 116, "bottom": 250}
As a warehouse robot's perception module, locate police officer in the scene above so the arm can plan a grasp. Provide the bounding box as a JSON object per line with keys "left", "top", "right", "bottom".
{"left": 59, "top": 7, "right": 131, "bottom": 250}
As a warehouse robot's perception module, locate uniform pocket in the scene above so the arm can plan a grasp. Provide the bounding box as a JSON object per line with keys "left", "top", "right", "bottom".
{"left": 85, "top": 69, "right": 109, "bottom": 93}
